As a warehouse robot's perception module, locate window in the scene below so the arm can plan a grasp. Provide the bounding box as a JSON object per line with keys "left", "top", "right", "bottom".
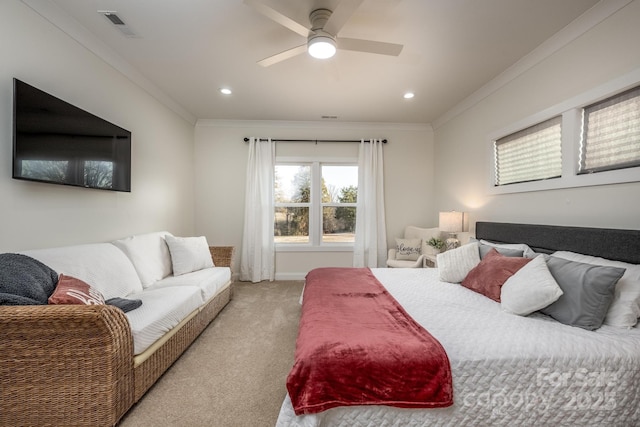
{"left": 274, "top": 161, "right": 357, "bottom": 246}
{"left": 494, "top": 116, "right": 562, "bottom": 186}
{"left": 321, "top": 165, "right": 357, "bottom": 243}
{"left": 579, "top": 85, "right": 640, "bottom": 174}
{"left": 489, "top": 71, "right": 640, "bottom": 195}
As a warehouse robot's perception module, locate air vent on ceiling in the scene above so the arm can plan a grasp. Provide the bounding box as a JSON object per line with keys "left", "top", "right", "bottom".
{"left": 98, "top": 10, "right": 139, "bottom": 38}
{"left": 321, "top": 115, "right": 338, "bottom": 119}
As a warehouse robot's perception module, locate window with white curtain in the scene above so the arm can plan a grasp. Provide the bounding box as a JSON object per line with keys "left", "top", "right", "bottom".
{"left": 274, "top": 161, "right": 358, "bottom": 246}
{"left": 494, "top": 116, "right": 562, "bottom": 186}
{"left": 579, "top": 85, "right": 640, "bottom": 174}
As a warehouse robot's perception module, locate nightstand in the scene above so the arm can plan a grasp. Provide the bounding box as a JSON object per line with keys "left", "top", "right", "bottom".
{"left": 423, "top": 254, "right": 438, "bottom": 268}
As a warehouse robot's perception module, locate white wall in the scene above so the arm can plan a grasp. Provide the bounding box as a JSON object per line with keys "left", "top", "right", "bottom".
{"left": 0, "top": 1, "right": 196, "bottom": 251}
{"left": 194, "top": 120, "right": 434, "bottom": 279}
{"left": 433, "top": 0, "right": 640, "bottom": 233}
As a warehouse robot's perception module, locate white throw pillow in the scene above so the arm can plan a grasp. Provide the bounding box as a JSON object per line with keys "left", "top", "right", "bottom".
{"left": 479, "top": 239, "right": 537, "bottom": 258}
{"left": 112, "top": 231, "right": 174, "bottom": 287}
{"left": 21, "top": 243, "right": 143, "bottom": 300}
{"left": 501, "top": 255, "right": 564, "bottom": 316}
{"left": 395, "top": 238, "right": 422, "bottom": 261}
{"left": 165, "top": 235, "right": 214, "bottom": 276}
{"left": 437, "top": 242, "right": 480, "bottom": 283}
{"left": 552, "top": 251, "right": 640, "bottom": 328}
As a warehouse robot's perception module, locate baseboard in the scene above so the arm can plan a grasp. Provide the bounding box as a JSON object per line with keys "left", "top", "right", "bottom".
{"left": 275, "top": 272, "right": 307, "bottom": 281}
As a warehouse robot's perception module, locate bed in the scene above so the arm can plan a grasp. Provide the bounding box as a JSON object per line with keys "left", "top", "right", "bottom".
{"left": 276, "top": 222, "right": 640, "bottom": 427}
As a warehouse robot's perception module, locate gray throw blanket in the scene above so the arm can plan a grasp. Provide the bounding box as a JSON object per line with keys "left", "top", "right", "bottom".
{"left": 106, "top": 297, "right": 143, "bottom": 313}
{"left": 0, "top": 253, "right": 58, "bottom": 305}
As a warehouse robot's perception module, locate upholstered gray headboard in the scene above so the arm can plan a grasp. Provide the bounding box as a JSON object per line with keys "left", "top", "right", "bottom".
{"left": 475, "top": 222, "right": 640, "bottom": 265}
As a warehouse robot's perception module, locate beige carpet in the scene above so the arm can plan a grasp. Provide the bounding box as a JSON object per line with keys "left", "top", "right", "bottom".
{"left": 118, "top": 280, "right": 304, "bottom": 427}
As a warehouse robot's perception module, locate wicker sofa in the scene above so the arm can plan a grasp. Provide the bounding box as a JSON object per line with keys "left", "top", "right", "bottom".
{"left": 0, "top": 231, "right": 234, "bottom": 427}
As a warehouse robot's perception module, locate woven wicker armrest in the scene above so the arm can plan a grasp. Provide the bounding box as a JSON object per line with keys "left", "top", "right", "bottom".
{"left": 209, "top": 245, "right": 235, "bottom": 268}
{"left": 0, "top": 304, "right": 135, "bottom": 427}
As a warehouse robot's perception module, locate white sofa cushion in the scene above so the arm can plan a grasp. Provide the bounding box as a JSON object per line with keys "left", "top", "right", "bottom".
{"left": 151, "top": 267, "right": 231, "bottom": 303}
{"left": 165, "top": 235, "right": 214, "bottom": 276}
{"left": 112, "top": 231, "right": 174, "bottom": 288}
{"left": 21, "top": 243, "right": 143, "bottom": 300}
{"left": 125, "top": 286, "right": 203, "bottom": 355}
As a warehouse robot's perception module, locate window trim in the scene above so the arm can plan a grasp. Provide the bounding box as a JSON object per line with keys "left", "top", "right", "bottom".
{"left": 493, "top": 115, "right": 563, "bottom": 186}
{"left": 488, "top": 68, "right": 640, "bottom": 195}
{"left": 275, "top": 156, "right": 358, "bottom": 252}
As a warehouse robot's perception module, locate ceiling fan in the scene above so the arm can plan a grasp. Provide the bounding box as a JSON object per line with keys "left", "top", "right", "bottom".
{"left": 244, "top": 0, "right": 404, "bottom": 67}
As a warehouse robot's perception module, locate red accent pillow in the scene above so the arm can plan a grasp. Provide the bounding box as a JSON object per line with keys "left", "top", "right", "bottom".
{"left": 461, "top": 249, "right": 531, "bottom": 302}
{"left": 48, "top": 274, "right": 105, "bottom": 305}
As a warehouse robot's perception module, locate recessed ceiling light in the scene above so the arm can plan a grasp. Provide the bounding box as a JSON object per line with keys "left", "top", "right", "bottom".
{"left": 403, "top": 92, "right": 415, "bottom": 99}
{"left": 219, "top": 88, "right": 232, "bottom": 95}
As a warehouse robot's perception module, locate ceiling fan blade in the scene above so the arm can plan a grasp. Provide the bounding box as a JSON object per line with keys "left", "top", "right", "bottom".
{"left": 244, "top": 0, "right": 310, "bottom": 38}
{"left": 323, "top": 0, "right": 365, "bottom": 35}
{"left": 337, "top": 37, "right": 403, "bottom": 56}
{"left": 257, "top": 44, "right": 307, "bottom": 67}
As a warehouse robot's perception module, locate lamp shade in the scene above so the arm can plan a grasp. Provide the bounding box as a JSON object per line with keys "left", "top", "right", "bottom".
{"left": 439, "top": 211, "right": 464, "bottom": 233}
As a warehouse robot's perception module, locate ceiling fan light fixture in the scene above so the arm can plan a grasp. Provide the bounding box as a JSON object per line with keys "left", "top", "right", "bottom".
{"left": 308, "top": 35, "right": 336, "bottom": 59}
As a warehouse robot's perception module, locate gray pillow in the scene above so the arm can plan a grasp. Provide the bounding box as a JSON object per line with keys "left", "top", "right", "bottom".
{"left": 479, "top": 243, "right": 524, "bottom": 259}
{"left": 540, "top": 256, "right": 625, "bottom": 330}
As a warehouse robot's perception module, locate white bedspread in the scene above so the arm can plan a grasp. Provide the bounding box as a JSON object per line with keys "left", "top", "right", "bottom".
{"left": 277, "top": 268, "right": 640, "bottom": 426}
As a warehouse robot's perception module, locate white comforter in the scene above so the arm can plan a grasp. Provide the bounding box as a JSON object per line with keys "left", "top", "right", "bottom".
{"left": 277, "top": 268, "right": 640, "bottom": 426}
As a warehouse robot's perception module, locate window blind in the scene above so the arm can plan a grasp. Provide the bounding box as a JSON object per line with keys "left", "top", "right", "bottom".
{"left": 494, "top": 116, "right": 562, "bottom": 186}
{"left": 579, "top": 85, "right": 640, "bottom": 174}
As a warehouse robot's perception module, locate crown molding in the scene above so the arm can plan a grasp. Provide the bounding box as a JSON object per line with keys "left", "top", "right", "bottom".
{"left": 432, "top": 0, "right": 633, "bottom": 130}
{"left": 195, "top": 119, "right": 432, "bottom": 132}
{"left": 21, "top": 0, "right": 196, "bottom": 125}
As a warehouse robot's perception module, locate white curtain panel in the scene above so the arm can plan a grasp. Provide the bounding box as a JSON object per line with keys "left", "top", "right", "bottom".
{"left": 240, "top": 137, "right": 275, "bottom": 282}
{"left": 353, "top": 139, "right": 387, "bottom": 267}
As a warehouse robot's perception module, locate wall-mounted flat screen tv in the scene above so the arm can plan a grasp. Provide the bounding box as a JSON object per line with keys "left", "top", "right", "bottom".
{"left": 12, "top": 78, "right": 131, "bottom": 192}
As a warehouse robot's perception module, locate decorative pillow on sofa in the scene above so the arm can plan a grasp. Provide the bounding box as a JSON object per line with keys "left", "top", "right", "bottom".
{"left": 22, "top": 243, "right": 144, "bottom": 300}
{"left": 48, "top": 274, "right": 105, "bottom": 305}
{"left": 501, "top": 255, "right": 563, "bottom": 316}
{"left": 395, "top": 238, "right": 422, "bottom": 261}
{"left": 540, "top": 256, "right": 625, "bottom": 330}
{"left": 0, "top": 253, "right": 59, "bottom": 305}
{"left": 437, "top": 242, "right": 480, "bottom": 283}
{"left": 551, "top": 251, "right": 640, "bottom": 328}
{"left": 165, "top": 235, "right": 215, "bottom": 276}
{"left": 112, "top": 231, "right": 174, "bottom": 287}
{"left": 461, "top": 249, "right": 531, "bottom": 302}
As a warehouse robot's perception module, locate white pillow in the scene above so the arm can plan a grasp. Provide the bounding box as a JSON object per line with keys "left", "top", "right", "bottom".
{"left": 21, "top": 243, "right": 143, "bottom": 300}
{"left": 165, "top": 235, "right": 214, "bottom": 276}
{"left": 395, "top": 238, "right": 422, "bottom": 261}
{"left": 479, "top": 239, "right": 537, "bottom": 258}
{"left": 437, "top": 242, "right": 480, "bottom": 283}
{"left": 501, "top": 255, "right": 564, "bottom": 316}
{"left": 112, "top": 231, "right": 174, "bottom": 287}
{"left": 552, "top": 251, "right": 640, "bottom": 328}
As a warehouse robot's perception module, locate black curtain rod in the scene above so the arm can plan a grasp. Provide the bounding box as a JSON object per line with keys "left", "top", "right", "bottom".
{"left": 243, "top": 137, "right": 387, "bottom": 144}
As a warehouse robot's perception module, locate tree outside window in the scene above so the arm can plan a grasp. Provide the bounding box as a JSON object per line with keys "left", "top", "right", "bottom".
{"left": 274, "top": 162, "right": 357, "bottom": 244}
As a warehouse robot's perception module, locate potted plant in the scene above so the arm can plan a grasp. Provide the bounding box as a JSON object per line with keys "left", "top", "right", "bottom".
{"left": 426, "top": 237, "right": 445, "bottom": 254}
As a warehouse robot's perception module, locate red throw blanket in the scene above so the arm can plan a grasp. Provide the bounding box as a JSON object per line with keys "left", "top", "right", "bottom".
{"left": 287, "top": 267, "right": 453, "bottom": 415}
